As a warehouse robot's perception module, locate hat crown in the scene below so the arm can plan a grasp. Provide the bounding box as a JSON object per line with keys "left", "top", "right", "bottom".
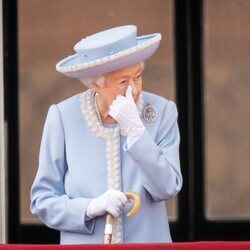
{"left": 74, "top": 25, "right": 137, "bottom": 61}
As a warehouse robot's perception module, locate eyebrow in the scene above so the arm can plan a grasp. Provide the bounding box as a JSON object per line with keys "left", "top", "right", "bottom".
{"left": 115, "top": 69, "right": 142, "bottom": 81}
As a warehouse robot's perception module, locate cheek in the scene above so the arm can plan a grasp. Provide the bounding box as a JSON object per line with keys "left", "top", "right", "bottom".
{"left": 106, "top": 89, "right": 123, "bottom": 105}
{"left": 114, "top": 87, "right": 126, "bottom": 97}
{"left": 134, "top": 85, "right": 142, "bottom": 101}
{"left": 101, "top": 86, "right": 127, "bottom": 105}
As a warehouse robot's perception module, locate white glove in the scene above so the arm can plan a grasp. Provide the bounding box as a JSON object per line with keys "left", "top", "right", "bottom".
{"left": 86, "top": 189, "right": 128, "bottom": 219}
{"left": 109, "top": 86, "right": 145, "bottom": 147}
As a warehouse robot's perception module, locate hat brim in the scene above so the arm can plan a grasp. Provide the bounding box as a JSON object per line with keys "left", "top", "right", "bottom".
{"left": 56, "top": 33, "right": 161, "bottom": 79}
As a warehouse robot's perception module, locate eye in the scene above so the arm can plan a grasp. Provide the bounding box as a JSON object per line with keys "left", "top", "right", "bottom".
{"left": 134, "top": 74, "right": 142, "bottom": 81}
{"left": 118, "top": 80, "right": 128, "bottom": 87}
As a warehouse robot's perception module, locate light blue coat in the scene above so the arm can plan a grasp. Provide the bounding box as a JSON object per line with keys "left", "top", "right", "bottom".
{"left": 30, "top": 91, "right": 182, "bottom": 244}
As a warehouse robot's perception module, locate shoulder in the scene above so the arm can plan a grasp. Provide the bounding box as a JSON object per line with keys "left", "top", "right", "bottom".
{"left": 56, "top": 93, "right": 81, "bottom": 111}
{"left": 141, "top": 92, "right": 178, "bottom": 136}
{"left": 142, "top": 91, "right": 177, "bottom": 114}
{"left": 44, "top": 92, "right": 83, "bottom": 123}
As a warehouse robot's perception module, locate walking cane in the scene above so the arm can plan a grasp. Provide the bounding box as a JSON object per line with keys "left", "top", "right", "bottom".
{"left": 103, "top": 191, "right": 141, "bottom": 244}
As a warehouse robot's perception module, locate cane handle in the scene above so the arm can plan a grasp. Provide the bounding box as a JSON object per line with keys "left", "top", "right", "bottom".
{"left": 103, "top": 191, "right": 140, "bottom": 244}
{"left": 124, "top": 191, "right": 141, "bottom": 217}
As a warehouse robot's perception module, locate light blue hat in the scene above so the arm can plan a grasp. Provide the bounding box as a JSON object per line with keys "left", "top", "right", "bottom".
{"left": 56, "top": 25, "right": 162, "bottom": 79}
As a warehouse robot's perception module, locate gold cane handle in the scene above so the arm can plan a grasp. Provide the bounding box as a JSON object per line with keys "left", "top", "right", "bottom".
{"left": 103, "top": 191, "right": 140, "bottom": 244}
{"left": 124, "top": 191, "right": 141, "bottom": 217}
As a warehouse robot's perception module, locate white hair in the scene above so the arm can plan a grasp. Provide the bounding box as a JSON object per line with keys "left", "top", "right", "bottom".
{"left": 80, "top": 75, "right": 105, "bottom": 88}
{"left": 80, "top": 61, "right": 145, "bottom": 88}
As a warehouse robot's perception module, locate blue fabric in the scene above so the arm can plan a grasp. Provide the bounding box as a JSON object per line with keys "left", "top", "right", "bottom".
{"left": 74, "top": 26, "right": 137, "bottom": 60}
{"left": 56, "top": 25, "right": 161, "bottom": 79}
{"left": 30, "top": 91, "right": 182, "bottom": 244}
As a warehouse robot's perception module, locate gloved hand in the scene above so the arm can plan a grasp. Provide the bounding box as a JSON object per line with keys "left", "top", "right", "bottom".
{"left": 109, "top": 86, "right": 145, "bottom": 147}
{"left": 86, "top": 189, "right": 128, "bottom": 219}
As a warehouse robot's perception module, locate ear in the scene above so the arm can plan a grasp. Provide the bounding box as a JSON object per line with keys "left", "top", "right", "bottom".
{"left": 90, "top": 83, "right": 101, "bottom": 92}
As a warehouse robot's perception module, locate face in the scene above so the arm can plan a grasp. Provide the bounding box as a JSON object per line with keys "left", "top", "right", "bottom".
{"left": 91, "top": 63, "right": 143, "bottom": 109}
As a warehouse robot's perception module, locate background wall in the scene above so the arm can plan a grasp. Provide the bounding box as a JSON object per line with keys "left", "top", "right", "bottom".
{"left": 204, "top": 0, "right": 250, "bottom": 219}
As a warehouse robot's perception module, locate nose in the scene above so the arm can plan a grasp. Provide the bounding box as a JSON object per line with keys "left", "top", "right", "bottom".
{"left": 129, "top": 82, "right": 139, "bottom": 96}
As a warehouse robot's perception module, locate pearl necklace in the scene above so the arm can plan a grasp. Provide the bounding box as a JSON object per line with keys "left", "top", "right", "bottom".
{"left": 94, "top": 93, "right": 102, "bottom": 124}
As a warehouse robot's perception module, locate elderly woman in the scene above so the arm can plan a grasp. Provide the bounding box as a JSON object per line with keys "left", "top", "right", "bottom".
{"left": 30, "top": 25, "right": 182, "bottom": 244}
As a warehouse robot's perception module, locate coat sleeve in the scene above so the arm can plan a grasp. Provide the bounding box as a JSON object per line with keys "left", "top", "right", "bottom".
{"left": 30, "top": 105, "right": 95, "bottom": 234}
{"left": 125, "top": 101, "right": 183, "bottom": 201}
